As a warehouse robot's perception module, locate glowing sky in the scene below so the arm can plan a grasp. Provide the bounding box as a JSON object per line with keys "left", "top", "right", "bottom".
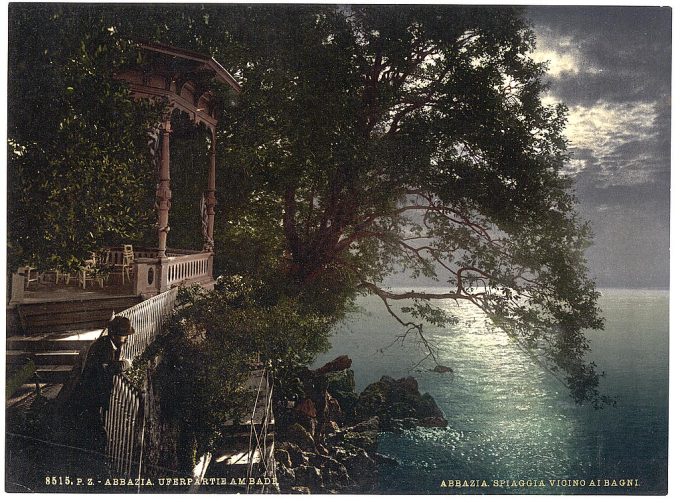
{"left": 527, "top": 6, "right": 671, "bottom": 288}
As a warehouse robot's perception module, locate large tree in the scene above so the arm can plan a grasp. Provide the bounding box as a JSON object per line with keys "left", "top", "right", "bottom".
{"left": 7, "top": 5, "right": 607, "bottom": 405}
{"left": 214, "top": 5, "right": 607, "bottom": 405}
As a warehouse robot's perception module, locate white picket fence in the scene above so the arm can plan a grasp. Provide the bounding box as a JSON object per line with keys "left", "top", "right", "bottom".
{"left": 113, "top": 288, "right": 178, "bottom": 361}
{"left": 101, "top": 287, "right": 178, "bottom": 479}
{"left": 104, "top": 374, "right": 146, "bottom": 479}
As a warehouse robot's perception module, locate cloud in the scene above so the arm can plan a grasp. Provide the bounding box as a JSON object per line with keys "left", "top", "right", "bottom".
{"left": 532, "top": 46, "right": 581, "bottom": 77}
{"left": 554, "top": 99, "right": 669, "bottom": 199}
{"left": 528, "top": 6, "right": 671, "bottom": 108}
{"left": 526, "top": 7, "right": 670, "bottom": 191}
{"left": 525, "top": 6, "right": 671, "bottom": 287}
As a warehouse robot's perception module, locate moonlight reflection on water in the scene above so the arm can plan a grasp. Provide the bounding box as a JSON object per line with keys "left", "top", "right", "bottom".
{"left": 316, "top": 288, "right": 668, "bottom": 494}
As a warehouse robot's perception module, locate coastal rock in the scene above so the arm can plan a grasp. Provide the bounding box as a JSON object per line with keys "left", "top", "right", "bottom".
{"left": 355, "top": 376, "right": 446, "bottom": 429}
{"left": 319, "top": 453, "right": 347, "bottom": 473}
{"left": 374, "top": 452, "right": 400, "bottom": 467}
{"left": 325, "top": 369, "right": 356, "bottom": 395}
{"left": 314, "top": 355, "right": 352, "bottom": 374}
{"left": 277, "top": 362, "right": 448, "bottom": 493}
{"left": 307, "top": 453, "right": 351, "bottom": 489}
{"left": 327, "top": 416, "right": 379, "bottom": 453}
{"left": 381, "top": 417, "right": 418, "bottom": 431}
{"left": 340, "top": 431, "right": 377, "bottom": 453}
{"left": 418, "top": 416, "right": 448, "bottom": 428}
{"left": 277, "top": 464, "right": 296, "bottom": 490}
{"left": 321, "top": 460, "right": 350, "bottom": 489}
{"left": 332, "top": 390, "right": 359, "bottom": 421}
{"left": 286, "top": 423, "right": 317, "bottom": 452}
{"left": 349, "top": 416, "right": 380, "bottom": 433}
{"left": 295, "top": 398, "right": 317, "bottom": 418}
{"left": 323, "top": 392, "right": 343, "bottom": 423}
{"left": 274, "top": 448, "right": 292, "bottom": 469}
{"left": 333, "top": 445, "right": 377, "bottom": 491}
{"left": 290, "top": 486, "right": 311, "bottom": 494}
{"left": 333, "top": 431, "right": 377, "bottom": 453}
{"left": 432, "top": 365, "right": 453, "bottom": 373}
{"left": 398, "top": 376, "right": 419, "bottom": 393}
{"left": 278, "top": 441, "right": 311, "bottom": 467}
{"left": 414, "top": 393, "right": 444, "bottom": 418}
{"left": 294, "top": 465, "right": 323, "bottom": 490}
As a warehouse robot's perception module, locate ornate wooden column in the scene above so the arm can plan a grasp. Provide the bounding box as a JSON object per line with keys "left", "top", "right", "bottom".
{"left": 115, "top": 41, "right": 241, "bottom": 290}
{"left": 157, "top": 119, "right": 172, "bottom": 258}
{"left": 204, "top": 127, "right": 217, "bottom": 252}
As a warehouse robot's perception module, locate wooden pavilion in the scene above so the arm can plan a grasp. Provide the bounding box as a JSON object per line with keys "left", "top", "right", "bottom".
{"left": 9, "top": 41, "right": 240, "bottom": 306}
{"left": 113, "top": 41, "right": 241, "bottom": 297}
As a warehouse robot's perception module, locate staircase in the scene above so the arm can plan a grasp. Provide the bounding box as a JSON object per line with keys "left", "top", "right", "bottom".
{"left": 6, "top": 295, "right": 141, "bottom": 409}
{"left": 203, "top": 366, "right": 277, "bottom": 492}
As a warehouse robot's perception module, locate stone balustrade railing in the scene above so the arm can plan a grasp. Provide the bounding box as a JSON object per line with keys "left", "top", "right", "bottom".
{"left": 132, "top": 250, "right": 214, "bottom": 298}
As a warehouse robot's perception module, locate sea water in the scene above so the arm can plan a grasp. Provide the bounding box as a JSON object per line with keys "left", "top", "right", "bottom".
{"left": 315, "top": 288, "right": 669, "bottom": 494}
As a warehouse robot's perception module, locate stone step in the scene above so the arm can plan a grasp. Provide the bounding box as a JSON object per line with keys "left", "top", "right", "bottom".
{"left": 7, "top": 350, "right": 81, "bottom": 366}
{"left": 34, "top": 365, "right": 74, "bottom": 384}
{"left": 34, "top": 351, "right": 81, "bottom": 365}
{"left": 207, "top": 442, "right": 276, "bottom": 487}
{"left": 7, "top": 383, "right": 64, "bottom": 411}
{"left": 6, "top": 350, "right": 32, "bottom": 366}
{"left": 7, "top": 331, "right": 98, "bottom": 352}
{"left": 16, "top": 295, "right": 140, "bottom": 335}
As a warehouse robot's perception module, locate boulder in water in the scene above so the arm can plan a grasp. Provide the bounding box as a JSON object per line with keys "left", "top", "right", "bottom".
{"left": 432, "top": 365, "right": 453, "bottom": 373}
{"left": 354, "top": 375, "right": 446, "bottom": 429}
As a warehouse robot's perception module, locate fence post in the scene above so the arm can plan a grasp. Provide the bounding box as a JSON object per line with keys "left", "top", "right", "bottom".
{"left": 158, "top": 257, "right": 170, "bottom": 293}
{"left": 137, "top": 388, "right": 147, "bottom": 493}
{"left": 9, "top": 272, "right": 25, "bottom": 304}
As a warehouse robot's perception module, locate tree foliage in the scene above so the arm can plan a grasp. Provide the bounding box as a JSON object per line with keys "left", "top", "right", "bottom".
{"left": 7, "top": 5, "right": 607, "bottom": 405}
{"left": 214, "top": 5, "right": 607, "bottom": 405}
{"left": 134, "top": 278, "right": 333, "bottom": 468}
{"left": 7, "top": 4, "right": 163, "bottom": 273}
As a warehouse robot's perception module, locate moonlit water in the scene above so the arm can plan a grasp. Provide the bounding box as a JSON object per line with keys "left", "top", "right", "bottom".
{"left": 314, "top": 289, "right": 668, "bottom": 494}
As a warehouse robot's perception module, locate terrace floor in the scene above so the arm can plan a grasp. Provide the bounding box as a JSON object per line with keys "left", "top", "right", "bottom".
{"left": 20, "top": 281, "right": 134, "bottom": 304}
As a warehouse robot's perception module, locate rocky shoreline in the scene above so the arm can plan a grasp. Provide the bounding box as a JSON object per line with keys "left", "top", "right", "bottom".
{"left": 274, "top": 356, "right": 448, "bottom": 493}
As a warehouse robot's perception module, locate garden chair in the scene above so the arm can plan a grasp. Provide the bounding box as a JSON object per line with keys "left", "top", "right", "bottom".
{"left": 18, "top": 266, "right": 40, "bottom": 289}
{"left": 78, "top": 252, "right": 108, "bottom": 289}
{"left": 61, "top": 253, "right": 108, "bottom": 289}
{"left": 111, "top": 244, "right": 134, "bottom": 285}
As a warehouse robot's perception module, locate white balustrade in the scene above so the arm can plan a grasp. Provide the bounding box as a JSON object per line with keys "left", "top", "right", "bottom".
{"left": 102, "top": 288, "right": 177, "bottom": 479}
{"left": 112, "top": 287, "right": 178, "bottom": 361}
{"left": 165, "top": 252, "right": 212, "bottom": 288}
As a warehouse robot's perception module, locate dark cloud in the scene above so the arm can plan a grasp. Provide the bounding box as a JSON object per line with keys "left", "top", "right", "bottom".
{"left": 525, "top": 6, "right": 671, "bottom": 288}
{"left": 575, "top": 171, "right": 669, "bottom": 208}
{"left": 548, "top": 72, "right": 668, "bottom": 108}
{"left": 527, "top": 6, "right": 671, "bottom": 108}
{"left": 527, "top": 5, "right": 670, "bottom": 33}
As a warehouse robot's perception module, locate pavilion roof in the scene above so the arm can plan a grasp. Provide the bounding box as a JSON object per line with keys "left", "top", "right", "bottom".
{"left": 135, "top": 40, "right": 241, "bottom": 93}
{"left": 116, "top": 40, "right": 241, "bottom": 128}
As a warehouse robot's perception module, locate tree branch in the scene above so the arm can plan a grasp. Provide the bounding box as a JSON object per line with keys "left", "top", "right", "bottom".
{"left": 362, "top": 280, "right": 441, "bottom": 368}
